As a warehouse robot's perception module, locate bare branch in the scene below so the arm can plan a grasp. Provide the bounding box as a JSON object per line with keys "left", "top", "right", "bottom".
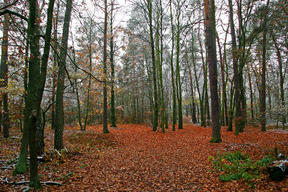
{"left": 0, "top": 9, "right": 28, "bottom": 21}
{"left": 0, "top": 0, "right": 18, "bottom": 10}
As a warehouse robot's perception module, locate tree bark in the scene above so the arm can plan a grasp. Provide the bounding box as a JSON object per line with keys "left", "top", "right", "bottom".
{"left": 147, "top": 0, "right": 158, "bottom": 131}
{"left": 228, "top": 0, "right": 241, "bottom": 135}
{"left": 55, "top": 0, "right": 73, "bottom": 149}
{"left": 156, "top": 0, "right": 165, "bottom": 132}
{"left": 176, "top": 0, "right": 183, "bottom": 129}
{"left": 169, "top": 0, "right": 177, "bottom": 131}
{"left": 271, "top": 33, "right": 286, "bottom": 129}
{"left": 103, "top": 0, "right": 109, "bottom": 133}
{"left": 260, "top": 0, "right": 270, "bottom": 132}
{"left": 110, "top": 0, "right": 117, "bottom": 127}
{"left": 14, "top": 0, "right": 55, "bottom": 184}
{"left": 203, "top": 0, "right": 221, "bottom": 143}
{"left": 0, "top": 2, "right": 9, "bottom": 138}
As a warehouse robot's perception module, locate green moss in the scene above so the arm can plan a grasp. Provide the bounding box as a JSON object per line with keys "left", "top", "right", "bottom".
{"left": 13, "top": 161, "right": 27, "bottom": 175}
{"left": 210, "top": 137, "right": 222, "bottom": 143}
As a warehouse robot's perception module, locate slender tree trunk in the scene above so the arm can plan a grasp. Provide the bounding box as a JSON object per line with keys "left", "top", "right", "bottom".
{"left": 51, "top": 2, "right": 59, "bottom": 130}
{"left": 192, "top": 50, "right": 202, "bottom": 125}
{"left": 216, "top": 34, "right": 224, "bottom": 126}
{"left": 83, "top": 19, "right": 93, "bottom": 131}
{"left": 147, "top": 0, "right": 158, "bottom": 131}
{"left": 216, "top": 27, "right": 228, "bottom": 126}
{"left": 228, "top": 0, "right": 241, "bottom": 135}
{"left": 110, "top": 0, "right": 117, "bottom": 127}
{"left": 227, "top": 84, "right": 234, "bottom": 131}
{"left": 71, "top": 35, "right": 83, "bottom": 130}
{"left": 103, "top": 0, "right": 109, "bottom": 133}
{"left": 271, "top": 33, "right": 286, "bottom": 129}
{"left": 247, "top": 65, "right": 254, "bottom": 121}
{"left": 176, "top": 0, "right": 183, "bottom": 129}
{"left": 0, "top": 3, "right": 9, "bottom": 138}
{"left": 55, "top": 0, "right": 73, "bottom": 149}
{"left": 198, "top": 25, "right": 206, "bottom": 127}
{"left": 156, "top": 0, "right": 165, "bottom": 132}
{"left": 203, "top": 0, "right": 221, "bottom": 142}
{"left": 169, "top": 0, "right": 176, "bottom": 131}
{"left": 186, "top": 46, "right": 197, "bottom": 124}
{"left": 260, "top": 0, "right": 270, "bottom": 132}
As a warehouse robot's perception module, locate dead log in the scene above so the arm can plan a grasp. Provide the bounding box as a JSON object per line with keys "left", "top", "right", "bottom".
{"left": 268, "top": 160, "right": 288, "bottom": 181}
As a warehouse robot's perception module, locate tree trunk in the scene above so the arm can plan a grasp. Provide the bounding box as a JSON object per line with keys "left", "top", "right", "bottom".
{"left": 156, "top": 0, "right": 165, "bottom": 133}
{"left": 169, "top": 0, "right": 176, "bottom": 131}
{"left": 260, "top": 0, "right": 270, "bottom": 132}
{"left": 203, "top": 0, "right": 221, "bottom": 143}
{"left": 14, "top": 0, "right": 55, "bottom": 183}
{"left": 51, "top": 2, "right": 59, "bottom": 130}
{"left": 26, "top": 0, "right": 42, "bottom": 187}
{"left": 186, "top": 45, "right": 197, "bottom": 124}
{"left": 0, "top": 3, "right": 9, "bottom": 138}
{"left": 103, "top": 0, "right": 109, "bottom": 133}
{"left": 216, "top": 33, "right": 225, "bottom": 126}
{"left": 55, "top": 0, "right": 73, "bottom": 149}
{"left": 36, "top": 109, "right": 45, "bottom": 155}
{"left": 147, "top": 0, "right": 158, "bottom": 131}
{"left": 176, "top": 0, "right": 183, "bottom": 130}
{"left": 228, "top": 0, "right": 241, "bottom": 135}
{"left": 247, "top": 65, "right": 254, "bottom": 121}
{"left": 271, "top": 33, "right": 286, "bottom": 129}
{"left": 110, "top": 0, "right": 117, "bottom": 127}
{"left": 198, "top": 24, "right": 206, "bottom": 127}
{"left": 71, "top": 35, "right": 83, "bottom": 131}
{"left": 83, "top": 19, "right": 93, "bottom": 131}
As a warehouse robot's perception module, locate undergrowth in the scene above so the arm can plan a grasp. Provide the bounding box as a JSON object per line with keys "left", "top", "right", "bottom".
{"left": 210, "top": 151, "right": 274, "bottom": 182}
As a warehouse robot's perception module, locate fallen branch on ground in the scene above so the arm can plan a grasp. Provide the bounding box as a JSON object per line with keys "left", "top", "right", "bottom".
{"left": 3, "top": 178, "right": 62, "bottom": 186}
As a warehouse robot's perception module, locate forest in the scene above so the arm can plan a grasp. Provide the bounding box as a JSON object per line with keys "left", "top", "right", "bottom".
{"left": 0, "top": 0, "right": 287, "bottom": 191}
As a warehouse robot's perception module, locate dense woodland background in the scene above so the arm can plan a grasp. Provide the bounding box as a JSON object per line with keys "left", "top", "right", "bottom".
{"left": 0, "top": 0, "right": 287, "bottom": 189}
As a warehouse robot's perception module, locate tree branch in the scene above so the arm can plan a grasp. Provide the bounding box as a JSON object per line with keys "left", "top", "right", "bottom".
{"left": 0, "top": 0, "right": 18, "bottom": 10}
{"left": 0, "top": 9, "right": 28, "bottom": 21}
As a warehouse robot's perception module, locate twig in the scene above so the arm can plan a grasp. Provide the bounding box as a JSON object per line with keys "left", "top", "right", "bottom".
{"left": 0, "top": 0, "right": 18, "bottom": 10}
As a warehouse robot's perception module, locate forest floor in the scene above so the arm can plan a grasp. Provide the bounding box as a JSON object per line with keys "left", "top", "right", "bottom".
{"left": 0, "top": 124, "right": 288, "bottom": 191}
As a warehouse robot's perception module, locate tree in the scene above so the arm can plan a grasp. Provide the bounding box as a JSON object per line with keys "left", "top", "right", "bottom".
{"left": 110, "top": 0, "right": 117, "bottom": 127}
{"left": 0, "top": 0, "right": 10, "bottom": 138}
{"left": 103, "top": 0, "right": 109, "bottom": 133}
{"left": 228, "top": 0, "right": 241, "bottom": 135}
{"left": 147, "top": 0, "right": 158, "bottom": 131}
{"left": 55, "top": 0, "right": 73, "bottom": 150}
{"left": 203, "top": 0, "right": 221, "bottom": 143}
{"left": 13, "top": 2, "right": 55, "bottom": 187}
{"left": 175, "top": 0, "right": 183, "bottom": 130}
{"left": 259, "top": 0, "right": 270, "bottom": 132}
{"left": 155, "top": 0, "right": 165, "bottom": 133}
{"left": 169, "top": 0, "right": 177, "bottom": 131}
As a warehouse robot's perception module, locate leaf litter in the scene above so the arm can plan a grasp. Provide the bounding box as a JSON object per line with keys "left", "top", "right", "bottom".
{"left": 0, "top": 124, "right": 287, "bottom": 191}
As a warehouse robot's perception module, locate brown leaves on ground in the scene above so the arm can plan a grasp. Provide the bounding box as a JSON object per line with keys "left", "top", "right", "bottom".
{"left": 1, "top": 124, "right": 288, "bottom": 191}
